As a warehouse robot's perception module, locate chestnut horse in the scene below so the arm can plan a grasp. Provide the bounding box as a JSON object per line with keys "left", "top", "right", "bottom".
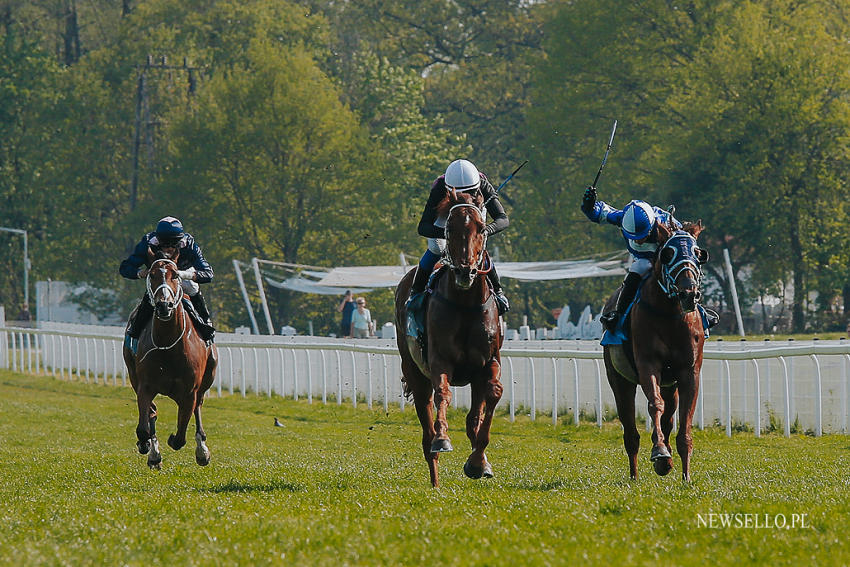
{"left": 395, "top": 190, "right": 504, "bottom": 487}
{"left": 604, "top": 220, "right": 708, "bottom": 481}
{"left": 123, "top": 250, "right": 218, "bottom": 469}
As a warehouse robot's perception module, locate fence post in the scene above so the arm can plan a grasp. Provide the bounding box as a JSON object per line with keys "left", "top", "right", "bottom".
{"left": 779, "top": 357, "right": 790, "bottom": 437}
{"left": 811, "top": 355, "right": 822, "bottom": 437}
{"left": 724, "top": 360, "right": 732, "bottom": 437}
{"left": 594, "top": 359, "right": 603, "bottom": 428}
{"left": 752, "top": 359, "right": 761, "bottom": 438}
{"left": 551, "top": 358, "right": 558, "bottom": 426}
{"left": 508, "top": 357, "right": 515, "bottom": 422}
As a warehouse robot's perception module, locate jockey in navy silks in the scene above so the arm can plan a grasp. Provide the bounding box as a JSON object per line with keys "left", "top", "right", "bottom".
{"left": 120, "top": 216, "right": 216, "bottom": 342}
{"left": 581, "top": 186, "right": 682, "bottom": 332}
{"left": 407, "top": 159, "right": 510, "bottom": 315}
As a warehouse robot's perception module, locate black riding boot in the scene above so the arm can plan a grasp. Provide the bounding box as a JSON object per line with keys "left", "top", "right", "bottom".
{"left": 487, "top": 264, "right": 510, "bottom": 315}
{"left": 127, "top": 294, "right": 154, "bottom": 338}
{"left": 190, "top": 292, "right": 215, "bottom": 342}
{"left": 407, "top": 265, "right": 431, "bottom": 301}
{"left": 601, "top": 272, "right": 642, "bottom": 331}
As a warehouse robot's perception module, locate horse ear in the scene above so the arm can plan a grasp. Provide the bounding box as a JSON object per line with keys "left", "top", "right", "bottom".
{"left": 660, "top": 246, "right": 675, "bottom": 264}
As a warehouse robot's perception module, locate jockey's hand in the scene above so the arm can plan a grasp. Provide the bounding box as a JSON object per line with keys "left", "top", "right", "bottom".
{"left": 581, "top": 186, "right": 597, "bottom": 213}
{"left": 177, "top": 268, "right": 196, "bottom": 281}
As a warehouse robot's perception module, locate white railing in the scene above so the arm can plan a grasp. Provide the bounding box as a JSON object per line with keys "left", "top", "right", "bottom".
{"left": 2, "top": 323, "right": 848, "bottom": 436}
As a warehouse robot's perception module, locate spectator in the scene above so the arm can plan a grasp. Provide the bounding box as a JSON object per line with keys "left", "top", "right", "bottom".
{"left": 337, "top": 290, "right": 355, "bottom": 338}
{"left": 350, "top": 297, "right": 373, "bottom": 339}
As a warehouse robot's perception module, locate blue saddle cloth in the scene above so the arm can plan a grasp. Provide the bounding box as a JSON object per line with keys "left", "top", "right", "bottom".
{"left": 600, "top": 287, "right": 710, "bottom": 346}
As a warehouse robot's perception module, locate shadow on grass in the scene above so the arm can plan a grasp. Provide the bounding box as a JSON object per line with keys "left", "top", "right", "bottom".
{"left": 201, "top": 479, "right": 304, "bottom": 494}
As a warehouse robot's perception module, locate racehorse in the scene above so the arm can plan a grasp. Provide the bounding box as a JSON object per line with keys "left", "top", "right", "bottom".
{"left": 395, "top": 189, "right": 504, "bottom": 487}
{"left": 603, "top": 219, "right": 708, "bottom": 481}
{"left": 123, "top": 248, "right": 218, "bottom": 470}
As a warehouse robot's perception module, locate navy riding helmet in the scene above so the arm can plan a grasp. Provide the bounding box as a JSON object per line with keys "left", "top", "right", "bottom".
{"left": 155, "top": 216, "right": 184, "bottom": 245}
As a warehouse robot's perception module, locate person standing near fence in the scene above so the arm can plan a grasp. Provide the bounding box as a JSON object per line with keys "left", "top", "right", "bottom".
{"left": 350, "top": 297, "right": 373, "bottom": 339}
{"left": 337, "top": 290, "right": 355, "bottom": 338}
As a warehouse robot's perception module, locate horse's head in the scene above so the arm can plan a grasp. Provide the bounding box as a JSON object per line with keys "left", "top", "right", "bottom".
{"left": 146, "top": 257, "right": 183, "bottom": 321}
{"left": 655, "top": 219, "right": 709, "bottom": 313}
{"left": 440, "top": 190, "right": 488, "bottom": 290}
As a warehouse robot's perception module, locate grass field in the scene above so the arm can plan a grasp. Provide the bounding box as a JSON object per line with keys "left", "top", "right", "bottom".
{"left": 0, "top": 370, "right": 849, "bottom": 566}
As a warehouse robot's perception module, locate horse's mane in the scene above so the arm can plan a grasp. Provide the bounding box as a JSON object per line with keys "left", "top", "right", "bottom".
{"left": 681, "top": 220, "right": 704, "bottom": 240}
{"left": 436, "top": 189, "right": 484, "bottom": 219}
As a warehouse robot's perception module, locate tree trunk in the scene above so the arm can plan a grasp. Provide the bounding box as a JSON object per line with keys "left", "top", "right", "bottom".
{"left": 62, "top": 0, "right": 81, "bottom": 66}
{"left": 789, "top": 216, "right": 806, "bottom": 333}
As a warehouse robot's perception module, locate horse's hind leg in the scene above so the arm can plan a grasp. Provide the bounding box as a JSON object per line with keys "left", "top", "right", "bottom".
{"left": 407, "top": 367, "right": 440, "bottom": 487}
{"left": 135, "top": 388, "right": 156, "bottom": 454}
{"left": 193, "top": 391, "right": 211, "bottom": 466}
{"left": 431, "top": 372, "right": 454, "bottom": 454}
{"left": 167, "top": 393, "right": 195, "bottom": 451}
{"left": 607, "top": 372, "right": 640, "bottom": 480}
{"left": 464, "top": 361, "right": 502, "bottom": 480}
{"left": 147, "top": 402, "right": 162, "bottom": 470}
{"left": 653, "top": 386, "right": 678, "bottom": 477}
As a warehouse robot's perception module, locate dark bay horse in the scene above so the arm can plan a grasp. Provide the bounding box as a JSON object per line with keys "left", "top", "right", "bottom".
{"left": 604, "top": 220, "right": 708, "bottom": 481}
{"left": 395, "top": 190, "right": 504, "bottom": 487}
{"left": 123, "top": 250, "right": 218, "bottom": 469}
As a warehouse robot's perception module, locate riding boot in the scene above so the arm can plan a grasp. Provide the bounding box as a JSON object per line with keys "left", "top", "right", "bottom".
{"left": 190, "top": 292, "right": 215, "bottom": 343}
{"left": 127, "top": 294, "right": 154, "bottom": 339}
{"left": 487, "top": 264, "right": 510, "bottom": 315}
{"left": 601, "top": 272, "right": 643, "bottom": 331}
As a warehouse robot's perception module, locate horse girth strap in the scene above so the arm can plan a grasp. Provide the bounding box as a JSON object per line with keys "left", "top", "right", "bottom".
{"left": 430, "top": 289, "right": 496, "bottom": 312}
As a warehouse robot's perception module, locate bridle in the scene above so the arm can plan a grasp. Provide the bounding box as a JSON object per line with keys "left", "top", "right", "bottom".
{"left": 139, "top": 259, "right": 192, "bottom": 362}
{"left": 442, "top": 203, "right": 490, "bottom": 274}
{"left": 656, "top": 231, "right": 703, "bottom": 303}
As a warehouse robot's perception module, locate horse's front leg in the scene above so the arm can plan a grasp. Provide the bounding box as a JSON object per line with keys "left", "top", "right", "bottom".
{"left": 193, "top": 391, "right": 210, "bottom": 466}
{"left": 637, "top": 367, "right": 670, "bottom": 463}
{"left": 135, "top": 388, "right": 155, "bottom": 452}
{"left": 168, "top": 391, "right": 196, "bottom": 451}
{"left": 430, "top": 372, "right": 454, "bottom": 454}
{"left": 464, "top": 360, "right": 502, "bottom": 479}
{"left": 676, "top": 371, "right": 700, "bottom": 482}
{"left": 654, "top": 386, "right": 678, "bottom": 476}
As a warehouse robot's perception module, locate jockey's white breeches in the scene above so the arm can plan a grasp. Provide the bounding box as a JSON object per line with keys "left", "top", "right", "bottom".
{"left": 181, "top": 279, "right": 199, "bottom": 296}
{"left": 628, "top": 256, "right": 653, "bottom": 276}
{"left": 427, "top": 238, "right": 447, "bottom": 255}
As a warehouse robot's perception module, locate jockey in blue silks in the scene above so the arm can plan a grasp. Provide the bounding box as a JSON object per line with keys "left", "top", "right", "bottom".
{"left": 581, "top": 186, "right": 681, "bottom": 331}
{"left": 120, "top": 216, "right": 216, "bottom": 342}
{"left": 407, "top": 159, "right": 510, "bottom": 314}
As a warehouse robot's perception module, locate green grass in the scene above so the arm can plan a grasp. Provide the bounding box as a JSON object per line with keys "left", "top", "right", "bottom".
{"left": 0, "top": 371, "right": 849, "bottom": 566}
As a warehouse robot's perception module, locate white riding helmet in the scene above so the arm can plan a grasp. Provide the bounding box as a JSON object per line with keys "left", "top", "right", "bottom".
{"left": 444, "top": 159, "right": 481, "bottom": 192}
{"left": 621, "top": 200, "right": 656, "bottom": 240}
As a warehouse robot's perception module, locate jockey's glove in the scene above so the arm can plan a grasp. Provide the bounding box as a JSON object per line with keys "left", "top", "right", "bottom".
{"left": 581, "top": 186, "right": 597, "bottom": 213}
{"left": 177, "top": 268, "right": 196, "bottom": 281}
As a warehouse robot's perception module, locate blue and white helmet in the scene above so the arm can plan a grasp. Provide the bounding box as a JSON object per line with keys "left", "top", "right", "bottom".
{"left": 621, "top": 200, "right": 656, "bottom": 240}
{"left": 155, "top": 216, "right": 184, "bottom": 245}
{"left": 444, "top": 159, "right": 481, "bottom": 192}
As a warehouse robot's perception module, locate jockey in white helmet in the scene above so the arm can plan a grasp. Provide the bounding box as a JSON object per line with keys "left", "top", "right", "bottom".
{"left": 581, "top": 186, "right": 681, "bottom": 331}
{"left": 407, "top": 159, "right": 510, "bottom": 315}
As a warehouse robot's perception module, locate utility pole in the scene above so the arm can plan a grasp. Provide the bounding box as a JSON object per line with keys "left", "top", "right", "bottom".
{"left": 0, "top": 227, "right": 29, "bottom": 307}
{"left": 129, "top": 55, "right": 202, "bottom": 211}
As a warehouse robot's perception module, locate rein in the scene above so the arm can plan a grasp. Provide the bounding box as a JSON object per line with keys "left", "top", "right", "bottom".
{"left": 138, "top": 258, "right": 193, "bottom": 363}
{"left": 138, "top": 309, "right": 192, "bottom": 363}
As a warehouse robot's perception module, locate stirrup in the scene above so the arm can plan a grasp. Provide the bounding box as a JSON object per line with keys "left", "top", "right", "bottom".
{"left": 494, "top": 291, "right": 510, "bottom": 315}
{"left": 704, "top": 308, "right": 719, "bottom": 329}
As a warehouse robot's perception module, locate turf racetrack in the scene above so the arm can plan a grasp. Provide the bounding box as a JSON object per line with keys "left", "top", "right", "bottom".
{"left": 0, "top": 371, "right": 847, "bottom": 566}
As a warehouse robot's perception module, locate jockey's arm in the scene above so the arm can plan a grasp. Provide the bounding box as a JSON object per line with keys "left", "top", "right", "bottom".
{"left": 482, "top": 179, "right": 509, "bottom": 236}
{"left": 417, "top": 179, "right": 448, "bottom": 239}
{"left": 118, "top": 237, "right": 151, "bottom": 280}
{"left": 584, "top": 199, "right": 622, "bottom": 226}
{"left": 187, "top": 241, "right": 214, "bottom": 283}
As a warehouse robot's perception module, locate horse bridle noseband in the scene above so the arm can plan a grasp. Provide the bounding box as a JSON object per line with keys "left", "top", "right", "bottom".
{"left": 657, "top": 231, "right": 703, "bottom": 301}
{"left": 146, "top": 259, "right": 184, "bottom": 312}
{"left": 442, "top": 203, "right": 489, "bottom": 273}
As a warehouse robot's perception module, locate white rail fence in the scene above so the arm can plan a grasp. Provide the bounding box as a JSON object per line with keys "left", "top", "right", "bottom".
{"left": 2, "top": 322, "right": 849, "bottom": 437}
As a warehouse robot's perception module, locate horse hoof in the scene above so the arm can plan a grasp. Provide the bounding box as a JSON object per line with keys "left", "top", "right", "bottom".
{"left": 167, "top": 434, "right": 186, "bottom": 451}
{"left": 430, "top": 438, "right": 453, "bottom": 454}
{"left": 196, "top": 447, "right": 211, "bottom": 467}
{"left": 653, "top": 458, "right": 673, "bottom": 476}
{"left": 148, "top": 458, "right": 162, "bottom": 470}
{"left": 482, "top": 462, "right": 494, "bottom": 478}
{"left": 137, "top": 440, "right": 150, "bottom": 455}
{"left": 650, "top": 445, "right": 671, "bottom": 461}
{"left": 463, "top": 460, "right": 484, "bottom": 479}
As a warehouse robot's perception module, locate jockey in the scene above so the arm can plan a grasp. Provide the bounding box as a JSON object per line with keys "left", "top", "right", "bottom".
{"left": 408, "top": 159, "right": 510, "bottom": 314}
{"left": 581, "top": 186, "right": 681, "bottom": 331}
{"left": 119, "top": 216, "right": 215, "bottom": 342}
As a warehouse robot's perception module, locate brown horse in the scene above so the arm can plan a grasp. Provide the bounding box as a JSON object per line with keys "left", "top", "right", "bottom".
{"left": 123, "top": 249, "right": 218, "bottom": 469}
{"left": 395, "top": 190, "right": 504, "bottom": 487}
{"left": 604, "top": 220, "right": 708, "bottom": 481}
